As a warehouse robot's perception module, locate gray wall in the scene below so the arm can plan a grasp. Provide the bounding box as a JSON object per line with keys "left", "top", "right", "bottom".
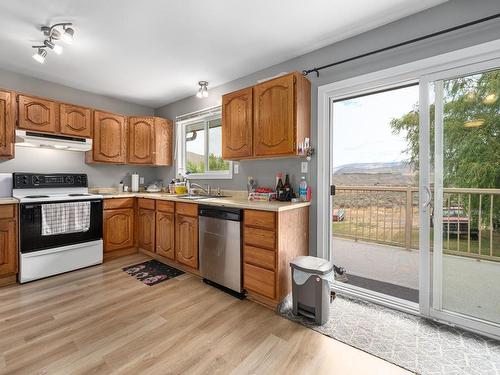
{"left": 0, "top": 68, "right": 157, "bottom": 187}
{"left": 155, "top": 0, "right": 500, "bottom": 253}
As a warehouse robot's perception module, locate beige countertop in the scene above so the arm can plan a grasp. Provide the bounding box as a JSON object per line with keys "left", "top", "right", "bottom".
{"left": 0, "top": 197, "right": 18, "bottom": 205}
{"left": 93, "top": 191, "right": 311, "bottom": 212}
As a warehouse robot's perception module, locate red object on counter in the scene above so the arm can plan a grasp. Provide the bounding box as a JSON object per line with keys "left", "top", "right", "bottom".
{"left": 255, "top": 187, "right": 273, "bottom": 193}
{"left": 306, "top": 186, "right": 312, "bottom": 202}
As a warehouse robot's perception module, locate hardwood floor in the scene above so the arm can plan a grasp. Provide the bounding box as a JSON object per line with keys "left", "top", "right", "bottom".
{"left": 0, "top": 254, "right": 411, "bottom": 374}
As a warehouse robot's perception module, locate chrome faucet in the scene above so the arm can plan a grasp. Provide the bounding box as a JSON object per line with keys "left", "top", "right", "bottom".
{"left": 190, "top": 183, "right": 211, "bottom": 195}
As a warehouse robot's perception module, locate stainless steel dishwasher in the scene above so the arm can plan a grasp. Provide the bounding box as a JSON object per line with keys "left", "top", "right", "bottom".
{"left": 199, "top": 205, "right": 243, "bottom": 296}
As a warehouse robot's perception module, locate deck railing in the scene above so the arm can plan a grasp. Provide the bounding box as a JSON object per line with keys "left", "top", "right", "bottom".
{"left": 332, "top": 186, "right": 499, "bottom": 261}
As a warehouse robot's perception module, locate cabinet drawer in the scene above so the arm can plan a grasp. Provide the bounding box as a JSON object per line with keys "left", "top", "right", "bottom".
{"left": 244, "top": 246, "right": 275, "bottom": 271}
{"left": 176, "top": 202, "right": 197, "bottom": 217}
{"left": 103, "top": 198, "right": 135, "bottom": 210}
{"left": 244, "top": 263, "right": 275, "bottom": 300}
{"left": 244, "top": 210, "right": 275, "bottom": 230}
{"left": 138, "top": 198, "right": 155, "bottom": 210}
{"left": 156, "top": 200, "right": 174, "bottom": 213}
{"left": 0, "top": 205, "right": 15, "bottom": 219}
{"left": 244, "top": 227, "right": 275, "bottom": 250}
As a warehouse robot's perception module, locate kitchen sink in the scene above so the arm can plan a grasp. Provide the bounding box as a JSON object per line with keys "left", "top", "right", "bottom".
{"left": 178, "top": 194, "right": 231, "bottom": 200}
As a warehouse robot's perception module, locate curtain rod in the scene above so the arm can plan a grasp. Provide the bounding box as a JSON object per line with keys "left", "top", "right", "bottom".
{"left": 302, "top": 13, "right": 500, "bottom": 77}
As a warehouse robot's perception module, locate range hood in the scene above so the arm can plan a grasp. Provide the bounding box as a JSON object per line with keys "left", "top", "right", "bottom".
{"left": 15, "top": 130, "right": 92, "bottom": 152}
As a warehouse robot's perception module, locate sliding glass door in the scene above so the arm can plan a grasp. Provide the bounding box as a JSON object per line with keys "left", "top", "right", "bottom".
{"left": 425, "top": 63, "right": 500, "bottom": 336}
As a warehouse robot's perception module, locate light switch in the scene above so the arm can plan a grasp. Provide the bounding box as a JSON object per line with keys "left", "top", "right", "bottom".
{"left": 139, "top": 177, "right": 144, "bottom": 184}
{"left": 301, "top": 161, "right": 308, "bottom": 173}
{"left": 234, "top": 163, "right": 239, "bottom": 174}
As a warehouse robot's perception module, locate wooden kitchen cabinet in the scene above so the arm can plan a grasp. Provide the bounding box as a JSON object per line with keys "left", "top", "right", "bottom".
{"left": 0, "top": 205, "right": 18, "bottom": 285}
{"left": 156, "top": 211, "right": 175, "bottom": 259}
{"left": 221, "top": 87, "right": 253, "bottom": 159}
{"left": 138, "top": 208, "right": 155, "bottom": 252}
{"left": 103, "top": 207, "right": 134, "bottom": 253}
{"left": 89, "top": 110, "right": 127, "bottom": 163}
{"left": 59, "top": 103, "right": 92, "bottom": 138}
{"left": 0, "top": 90, "right": 15, "bottom": 159}
{"left": 17, "top": 94, "right": 59, "bottom": 134}
{"left": 243, "top": 207, "right": 309, "bottom": 308}
{"left": 221, "top": 72, "right": 310, "bottom": 160}
{"left": 128, "top": 116, "right": 173, "bottom": 166}
{"left": 175, "top": 203, "right": 198, "bottom": 269}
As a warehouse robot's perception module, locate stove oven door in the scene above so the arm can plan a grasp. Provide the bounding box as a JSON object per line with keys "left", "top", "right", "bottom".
{"left": 19, "top": 199, "right": 103, "bottom": 253}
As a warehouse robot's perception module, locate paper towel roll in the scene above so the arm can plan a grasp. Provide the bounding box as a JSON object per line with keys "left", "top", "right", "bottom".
{"left": 131, "top": 173, "right": 139, "bottom": 192}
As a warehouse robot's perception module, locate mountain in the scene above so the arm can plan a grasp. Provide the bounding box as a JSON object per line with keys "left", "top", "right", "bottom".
{"left": 333, "top": 161, "right": 416, "bottom": 186}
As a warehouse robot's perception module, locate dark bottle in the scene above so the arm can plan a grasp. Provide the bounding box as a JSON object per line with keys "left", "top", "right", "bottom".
{"left": 284, "top": 174, "right": 292, "bottom": 201}
{"left": 276, "top": 176, "right": 284, "bottom": 201}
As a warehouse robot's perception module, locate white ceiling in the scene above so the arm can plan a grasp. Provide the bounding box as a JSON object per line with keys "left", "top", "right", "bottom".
{"left": 0, "top": 0, "right": 446, "bottom": 108}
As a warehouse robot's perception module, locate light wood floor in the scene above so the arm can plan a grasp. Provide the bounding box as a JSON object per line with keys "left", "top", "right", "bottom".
{"left": 0, "top": 254, "right": 411, "bottom": 374}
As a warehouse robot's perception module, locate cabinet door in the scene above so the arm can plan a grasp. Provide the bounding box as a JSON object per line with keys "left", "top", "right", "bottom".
{"left": 222, "top": 87, "right": 253, "bottom": 159}
{"left": 17, "top": 95, "right": 58, "bottom": 134}
{"left": 0, "top": 219, "right": 17, "bottom": 276}
{"left": 92, "top": 111, "right": 127, "bottom": 163}
{"left": 175, "top": 214, "right": 198, "bottom": 269}
{"left": 253, "top": 74, "right": 295, "bottom": 156}
{"left": 156, "top": 211, "right": 175, "bottom": 259}
{"left": 60, "top": 103, "right": 92, "bottom": 138}
{"left": 128, "top": 117, "right": 154, "bottom": 164}
{"left": 138, "top": 208, "right": 155, "bottom": 252}
{"left": 153, "top": 118, "right": 173, "bottom": 166}
{"left": 103, "top": 208, "right": 134, "bottom": 252}
{"left": 0, "top": 90, "right": 14, "bottom": 158}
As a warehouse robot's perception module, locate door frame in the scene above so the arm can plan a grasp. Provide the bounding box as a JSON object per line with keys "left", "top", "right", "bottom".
{"left": 420, "top": 58, "right": 500, "bottom": 339}
{"left": 316, "top": 39, "right": 500, "bottom": 333}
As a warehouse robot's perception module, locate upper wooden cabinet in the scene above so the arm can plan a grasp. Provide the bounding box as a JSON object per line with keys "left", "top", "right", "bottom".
{"left": 221, "top": 72, "right": 311, "bottom": 160}
{"left": 17, "top": 95, "right": 59, "bottom": 134}
{"left": 222, "top": 87, "right": 253, "bottom": 159}
{"left": 0, "top": 90, "right": 15, "bottom": 159}
{"left": 89, "top": 110, "right": 127, "bottom": 164}
{"left": 60, "top": 103, "right": 92, "bottom": 138}
{"left": 128, "top": 117, "right": 173, "bottom": 166}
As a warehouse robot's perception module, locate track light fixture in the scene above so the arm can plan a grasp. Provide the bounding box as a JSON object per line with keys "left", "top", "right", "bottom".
{"left": 196, "top": 81, "right": 209, "bottom": 98}
{"left": 31, "top": 22, "right": 75, "bottom": 63}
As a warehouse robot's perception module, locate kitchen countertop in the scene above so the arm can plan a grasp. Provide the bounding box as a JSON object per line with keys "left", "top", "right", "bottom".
{"left": 95, "top": 191, "right": 311, "bottom": 212}
{"left": 0, "top": 197, "right": 18, "bottom": 205}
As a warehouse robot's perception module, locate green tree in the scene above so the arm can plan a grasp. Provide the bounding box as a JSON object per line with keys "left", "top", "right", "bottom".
{"left": 391, "top": 70, "right": 499, "bottom": 189}
{"left": 186, "top": 154, "right": 229, "bottom": 174}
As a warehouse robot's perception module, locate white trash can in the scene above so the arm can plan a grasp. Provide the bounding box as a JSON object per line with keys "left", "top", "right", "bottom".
{"left": 290, "top": 256, "right": 334, "bottom": 325}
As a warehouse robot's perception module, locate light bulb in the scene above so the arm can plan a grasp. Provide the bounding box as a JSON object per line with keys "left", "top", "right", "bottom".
{"left": 32, "top": 49, "right": 46, "bottom": 64}
{"left": 61, "top": 27, "right": 74, "bottom": 44}
{"left": 53, "top": 44, "right": 63, "bottom": 55}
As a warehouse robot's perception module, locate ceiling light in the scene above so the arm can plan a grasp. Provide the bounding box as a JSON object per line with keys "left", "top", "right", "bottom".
{"left": 464, "top": 119, "right": 485, "bottom": 128}
{"left": 44, "top": 39, "right": 63, "bottom": 55}
{"left": 32, "top": 48, "right": 47, "bottom": 64}
{"left": 483, "top": 93, "right": 498, "bottom": 105}
{"left": 197, "top": 81, "right": 208, "bottom": 99}
{"left": 61, "top": 27, "right": 74, "bottom": 44}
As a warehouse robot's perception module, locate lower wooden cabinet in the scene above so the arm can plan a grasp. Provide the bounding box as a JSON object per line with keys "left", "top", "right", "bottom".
{"left": 138, "top": 208, "right": 155, "bottom": 252}
{"left": 175, "top": 209, "right": 198, "bottom": 269}
{"left": 156, "top": 211, "right": 175, "bottom": 259}
{"left": 0, "top": 205, "right": 18, "bottom": 280}
{"left": 103, "top": 208, "right": 134, "bottom": 253}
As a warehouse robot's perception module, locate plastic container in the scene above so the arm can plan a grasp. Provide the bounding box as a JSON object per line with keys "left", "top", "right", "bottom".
{"left": 299, "top": 177, "right": 308, "bottom": 202}
{"left": 175, "top": 182, "right": 187, "bottom": 195}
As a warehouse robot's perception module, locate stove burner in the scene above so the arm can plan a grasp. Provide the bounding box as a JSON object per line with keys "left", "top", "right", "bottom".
{"left": 24, "top": 195, "right": 50, "bottom": 198}
{"left": 68, "top": 193, "right": 91, "bottom": 197}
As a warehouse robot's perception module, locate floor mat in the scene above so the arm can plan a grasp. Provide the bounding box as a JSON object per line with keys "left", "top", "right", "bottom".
{"left": 279, "top": 294, "right": 500, "bottom": 375}
{"left": 122, "top": 259, "right": 184, "bottom": 286}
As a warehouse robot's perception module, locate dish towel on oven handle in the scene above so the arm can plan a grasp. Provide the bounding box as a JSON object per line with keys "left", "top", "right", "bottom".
{"left": 41, "top": 201, "right": 91, "bottom": 236}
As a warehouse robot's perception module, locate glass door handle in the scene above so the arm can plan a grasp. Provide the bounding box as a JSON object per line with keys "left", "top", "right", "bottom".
{"left": 422, "top": 186, "right": 432, "bottom": 208}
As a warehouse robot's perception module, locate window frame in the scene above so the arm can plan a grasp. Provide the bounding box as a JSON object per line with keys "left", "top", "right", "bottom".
{"left": 176, "top": 108, "right": 233, "bottom": 180}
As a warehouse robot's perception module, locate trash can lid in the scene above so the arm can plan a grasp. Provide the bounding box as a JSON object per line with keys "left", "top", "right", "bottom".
{"left": 290, "top": 256, "right": 334, "bottom": 275}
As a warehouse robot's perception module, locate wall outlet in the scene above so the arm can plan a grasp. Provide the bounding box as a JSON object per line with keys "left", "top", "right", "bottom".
{"left": 234, "top": 163, "right": 239, "bottom": 174}
{"left": 139, "top": 177, "right": 144, "bottom": 184}
{"left": 301, "top": 161, "right": 308, "bottom": 173}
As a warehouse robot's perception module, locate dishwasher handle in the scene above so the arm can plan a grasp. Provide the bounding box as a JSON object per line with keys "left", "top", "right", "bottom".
{"left": 198, "top": 205, "right": 242, "bottom": 222}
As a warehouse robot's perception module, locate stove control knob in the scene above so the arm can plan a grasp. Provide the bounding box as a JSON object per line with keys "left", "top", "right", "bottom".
{"left": 65, "top": 176, "right": 74, "bottom": 184}
{"left": 32, "top": 176, "right": 41, "bottom": 186}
